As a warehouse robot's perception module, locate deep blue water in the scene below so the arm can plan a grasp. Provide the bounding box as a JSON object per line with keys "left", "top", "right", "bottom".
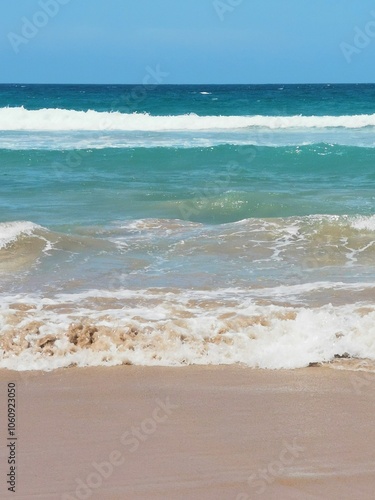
{"left": 2, "top": 83, "right": 375, "bottom": 115}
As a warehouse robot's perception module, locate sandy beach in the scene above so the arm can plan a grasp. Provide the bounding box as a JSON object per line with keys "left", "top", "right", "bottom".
{"left": 0, "top": 365, "right": 374, "bottom": 499}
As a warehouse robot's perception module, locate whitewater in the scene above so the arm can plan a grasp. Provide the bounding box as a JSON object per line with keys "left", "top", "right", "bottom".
{"left": 1, "top": 106, "right": 375, "bottom": 131}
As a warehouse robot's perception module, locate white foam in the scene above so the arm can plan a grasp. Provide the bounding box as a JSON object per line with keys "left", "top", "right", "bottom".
{"left": 2, "top": 289, "right": 375, "bottom": 371}
{"left": 351, "top": 215, "right": 375, "bottom": 231}
{"left": 0, "top": 221, "right": 40, "bottom": 249}
{"left": 1, "top": 107, "right": 375, "bottom": 132}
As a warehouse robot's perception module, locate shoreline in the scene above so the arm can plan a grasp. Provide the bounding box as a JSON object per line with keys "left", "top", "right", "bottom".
{"left": 1, "top": 365, "right": 375, "bottom": 499}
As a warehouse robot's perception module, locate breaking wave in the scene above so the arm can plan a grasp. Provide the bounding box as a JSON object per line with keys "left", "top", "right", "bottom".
{"left": 1, "top": 107, "right": 375, "bottom": 131}
{"left": 0, "top": 221, "right": 43, "bottom": 250}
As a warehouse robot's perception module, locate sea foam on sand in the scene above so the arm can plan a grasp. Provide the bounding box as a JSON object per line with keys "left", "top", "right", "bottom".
{"left": 1, "top": 288, "right": 375, "bottom": 371}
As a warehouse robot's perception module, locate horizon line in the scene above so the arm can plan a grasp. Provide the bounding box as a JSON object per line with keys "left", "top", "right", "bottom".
{"left": 0, "top": 82, "right": 374, "bottom": 86}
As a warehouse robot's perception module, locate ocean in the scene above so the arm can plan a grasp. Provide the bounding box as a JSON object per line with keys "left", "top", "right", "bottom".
{"left": 1, "top": 83, "right": 375, "bottom": 371}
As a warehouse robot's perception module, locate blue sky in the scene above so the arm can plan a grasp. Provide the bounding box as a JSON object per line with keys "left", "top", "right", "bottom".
{"left": 1, "top": 0, "right": 375, "bottom": 83}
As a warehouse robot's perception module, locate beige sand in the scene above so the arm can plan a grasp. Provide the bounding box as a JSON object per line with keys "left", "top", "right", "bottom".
{"left": 1, "top": 365, "right": 375, "bottom": 499}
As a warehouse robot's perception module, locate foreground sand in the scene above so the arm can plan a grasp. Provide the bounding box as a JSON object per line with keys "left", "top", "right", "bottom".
{"left": 0, "top": 365, "right": 375, "bottom": 499}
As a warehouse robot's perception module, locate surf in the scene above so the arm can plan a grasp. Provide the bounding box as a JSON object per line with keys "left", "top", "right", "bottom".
{"left": 2, "top": 107, "right": 375, "bottom": 131}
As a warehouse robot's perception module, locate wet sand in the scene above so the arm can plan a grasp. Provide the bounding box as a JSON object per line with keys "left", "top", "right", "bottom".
{"left": 0, "top": 365, "right": 375, "bottom": 499}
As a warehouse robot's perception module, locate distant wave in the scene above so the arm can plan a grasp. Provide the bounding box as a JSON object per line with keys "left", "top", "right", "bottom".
{"left": 1, "top": 107, "right": 375, "bottom": 131}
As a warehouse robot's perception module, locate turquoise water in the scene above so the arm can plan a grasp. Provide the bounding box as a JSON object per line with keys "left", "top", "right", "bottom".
{"left": 1, "top": 145, "right": 375, "bottom": 227}
{"left": 1, "top": 84, "right": 375, "bottom": 371}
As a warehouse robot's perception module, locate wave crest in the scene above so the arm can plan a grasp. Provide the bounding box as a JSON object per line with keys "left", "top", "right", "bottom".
{"left": 1, "top": 107, "right": 375, "bottom": 131}
{"left": 0, "top": 221, "right": 41, "bottom": 249}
